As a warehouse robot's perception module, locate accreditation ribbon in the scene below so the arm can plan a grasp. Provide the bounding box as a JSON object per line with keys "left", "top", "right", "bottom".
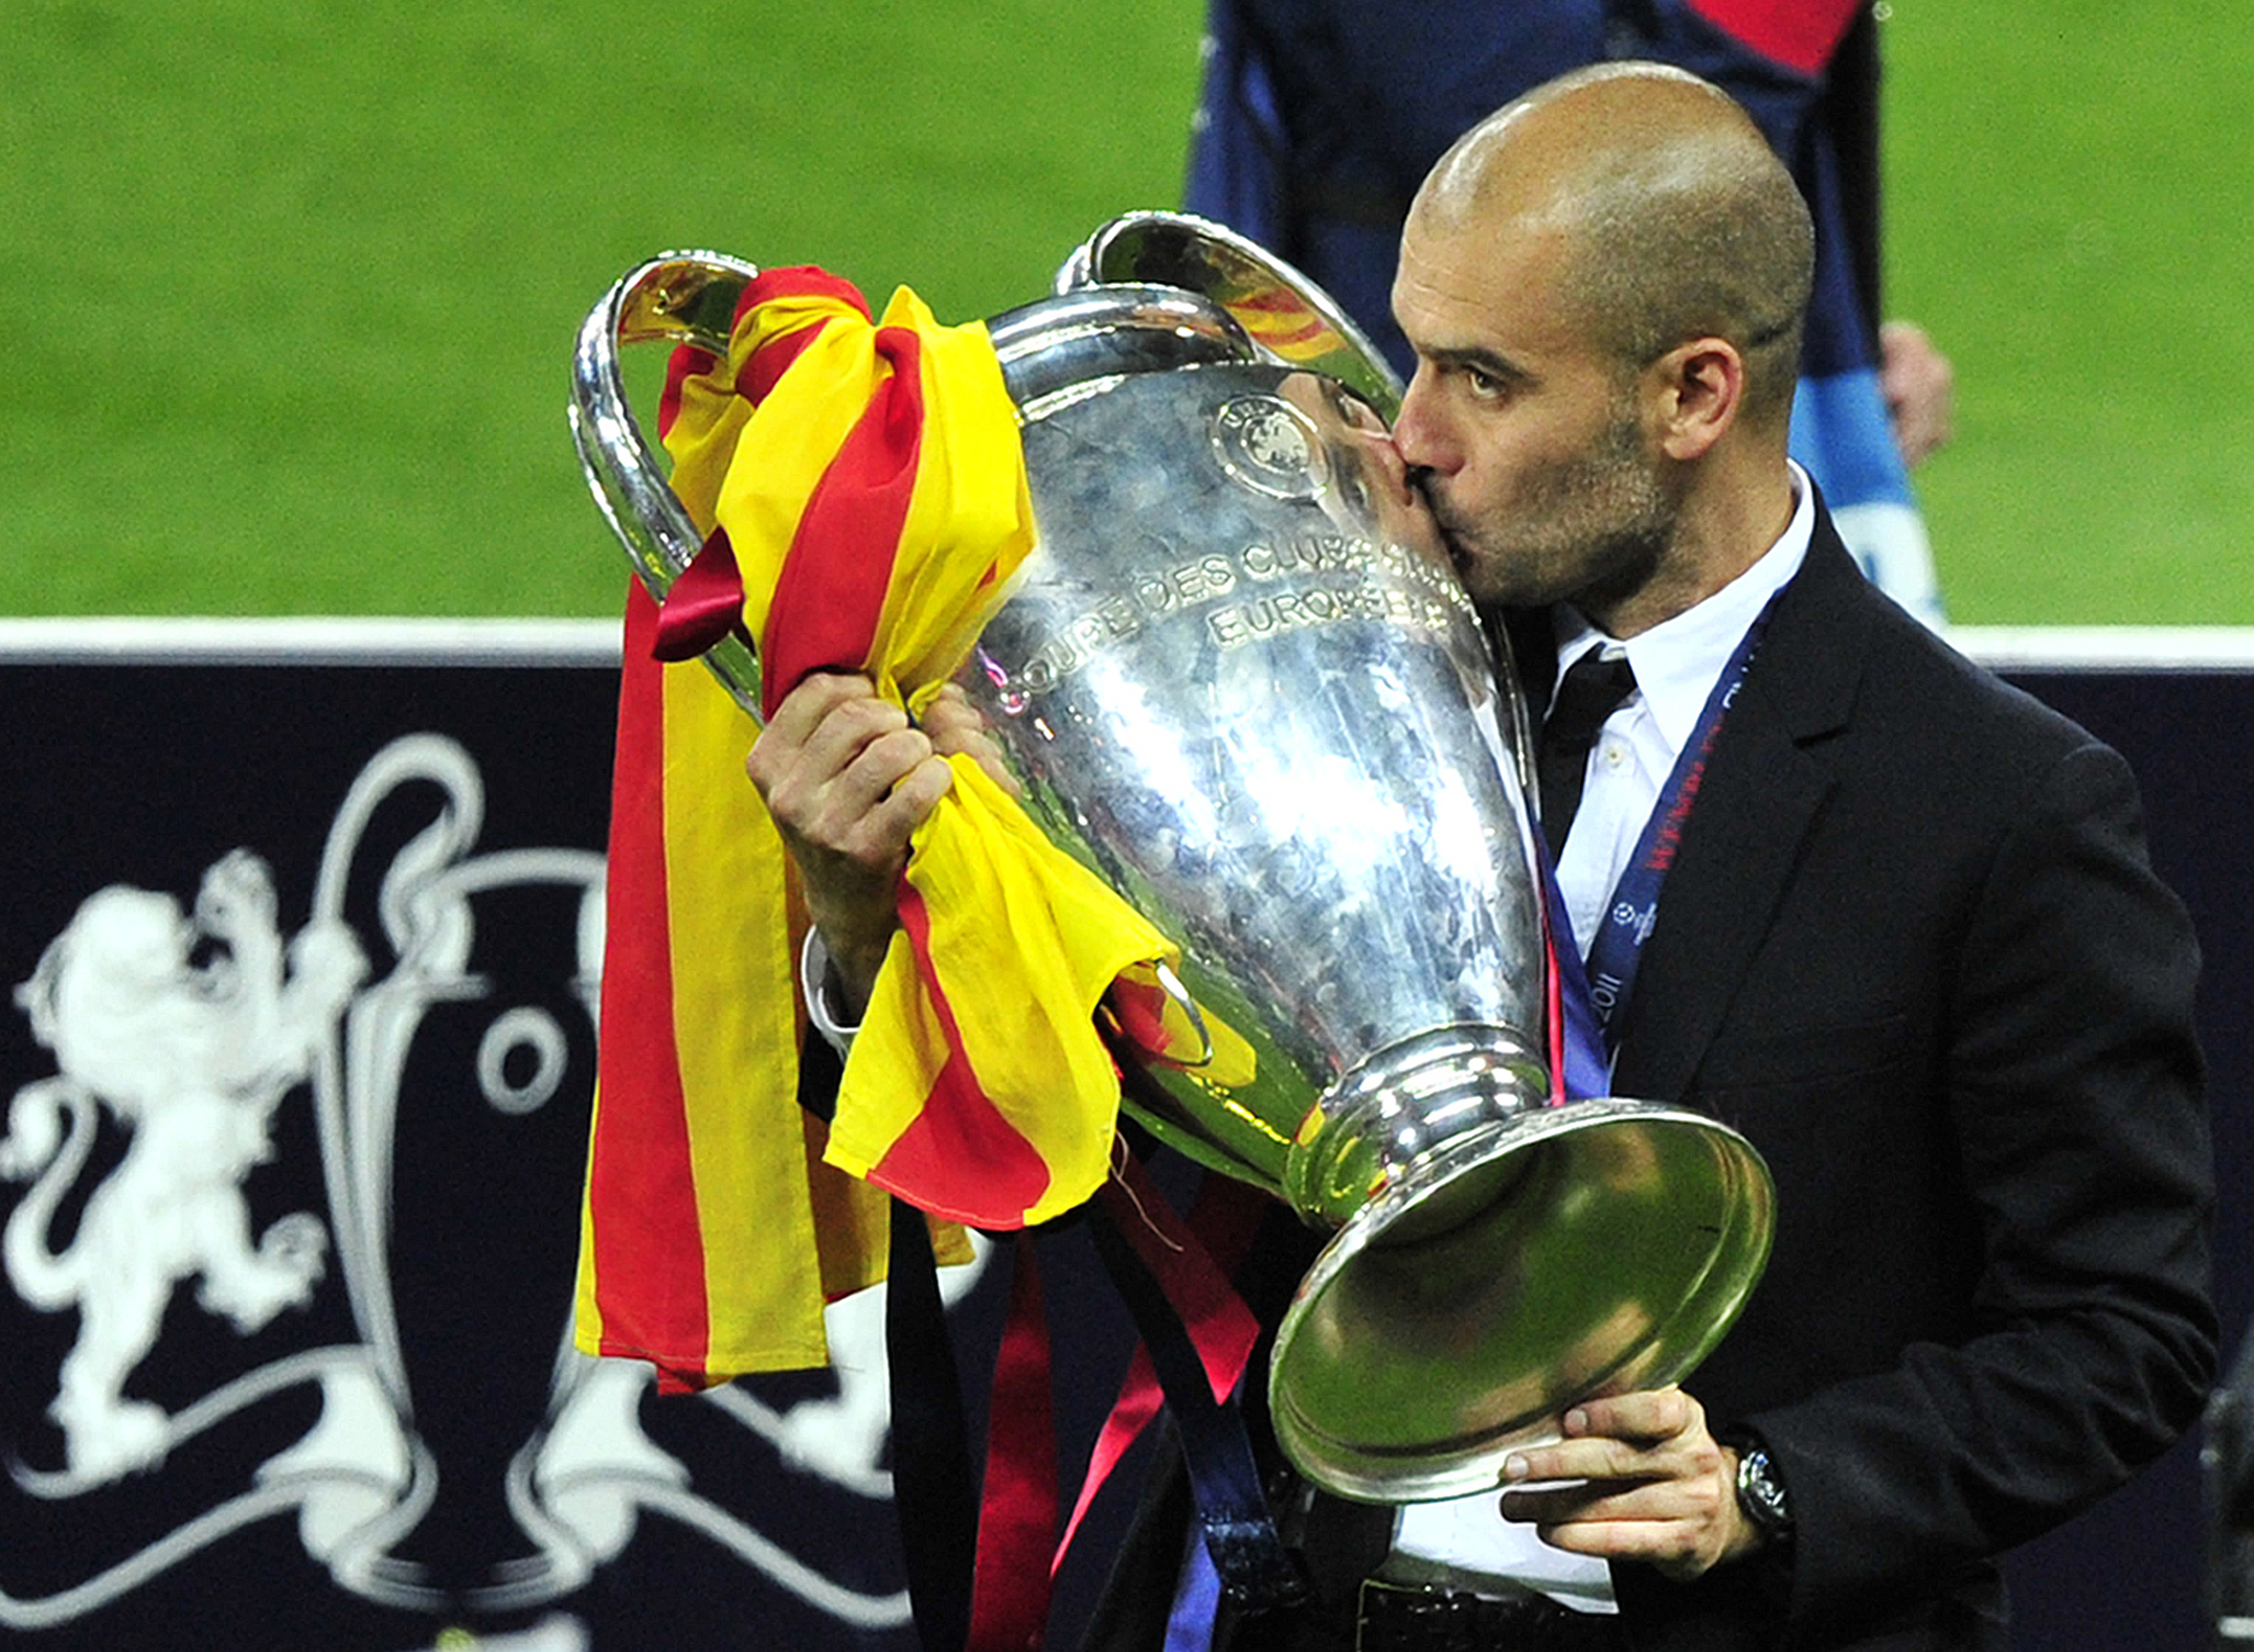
{"left": 1539, "top": 591, "right": 1782, "bottom": 1095}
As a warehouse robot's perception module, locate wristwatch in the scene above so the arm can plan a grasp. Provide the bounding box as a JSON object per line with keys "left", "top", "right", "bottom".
{"left": 1729, "top": 1438, "right": 1795, "bottom": 1548}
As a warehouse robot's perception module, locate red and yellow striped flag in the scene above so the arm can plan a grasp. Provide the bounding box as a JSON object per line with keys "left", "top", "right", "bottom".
{"left": 575, "top": 268, "right": 1192, "bottom": 1390}
{"left": 1225, "top": 284, "right": 1341, "bottom": 368}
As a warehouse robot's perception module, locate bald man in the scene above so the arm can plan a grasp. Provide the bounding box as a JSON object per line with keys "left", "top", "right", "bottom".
{"left": 1391, "top": 65, "right": 1813, "bottom": 639}
{"left": 749, "top": 64, "right": 2214, "bottom": 1652}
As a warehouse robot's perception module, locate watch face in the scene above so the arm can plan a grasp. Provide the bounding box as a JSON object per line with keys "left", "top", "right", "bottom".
{"left": 1737, "top": 1447, "right": 1794, "bottom": 1540}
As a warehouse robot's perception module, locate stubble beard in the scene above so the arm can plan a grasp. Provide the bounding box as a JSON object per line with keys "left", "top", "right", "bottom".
{"left": 1426, "top": 409, "right": 1676, "bottom": 622}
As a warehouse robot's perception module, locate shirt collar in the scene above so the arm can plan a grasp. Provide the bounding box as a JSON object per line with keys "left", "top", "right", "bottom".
{"left": 1552, "top": 462, "right": 1814, "bottom": 755}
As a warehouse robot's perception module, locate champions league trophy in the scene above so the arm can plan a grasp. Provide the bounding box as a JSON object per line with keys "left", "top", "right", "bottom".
{"left": 569, "top": 213, "right": 1775, "bottom": 1503}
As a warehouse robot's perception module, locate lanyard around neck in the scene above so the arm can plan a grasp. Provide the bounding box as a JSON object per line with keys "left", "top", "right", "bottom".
{"left": 1541, "top": 589, "right": 1783, "bottom": 1095}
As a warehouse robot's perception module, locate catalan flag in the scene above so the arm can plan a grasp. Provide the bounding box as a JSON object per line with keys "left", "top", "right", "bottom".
{"left": 575, "top": 268, "right": 1195, "bottom": 1390}
{"left": 1225, "top": 282, "right": 1345, "bottom": 368}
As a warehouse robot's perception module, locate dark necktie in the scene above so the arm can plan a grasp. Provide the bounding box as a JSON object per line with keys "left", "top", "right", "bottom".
{"left": 1537, "top": 649, "right": 1638, "bottom": 851}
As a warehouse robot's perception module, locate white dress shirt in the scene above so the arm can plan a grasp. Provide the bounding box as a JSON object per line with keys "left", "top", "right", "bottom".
{"left": 1551, "top": 466, "right": 1816, "bottom": 966}
{"left": 1384, "top": 464, "right": 1816, "bottom": 1611}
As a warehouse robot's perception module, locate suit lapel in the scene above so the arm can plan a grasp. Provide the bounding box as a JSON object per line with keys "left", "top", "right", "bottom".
{"left": 1608, "top": 511, "right": 1875, "bottom": 1102}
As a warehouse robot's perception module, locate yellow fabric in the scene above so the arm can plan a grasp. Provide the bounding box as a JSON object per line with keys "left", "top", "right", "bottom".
{"left": 657, "top": 660, "right": 855, "bottom": 1369}
{"left": 827, "top": 755, "right": 1177, "bottom": 1225}
{"left": 572, "top": 610, "right": 935, "bottom": 1384}
{"left": 667, "top": 278, "right": 1178, "bottom": 1235}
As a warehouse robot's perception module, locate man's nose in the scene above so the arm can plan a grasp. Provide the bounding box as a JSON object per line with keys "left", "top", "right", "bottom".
{"left": 1390, "top": 368, "right": 1454, "bottom": 475}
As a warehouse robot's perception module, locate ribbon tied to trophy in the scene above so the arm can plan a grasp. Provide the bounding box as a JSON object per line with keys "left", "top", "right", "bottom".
{"left": 576, "top": 264, "right": 1233, "bottom": 1400}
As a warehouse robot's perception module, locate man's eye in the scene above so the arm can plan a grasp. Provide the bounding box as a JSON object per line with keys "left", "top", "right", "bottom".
{"left": 1463, "top": 366, "right": 1505, "bottom": 400}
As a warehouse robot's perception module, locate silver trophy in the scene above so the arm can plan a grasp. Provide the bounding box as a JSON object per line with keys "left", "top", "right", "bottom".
{"left": 569, "top": 214, "right": 1774, "bottom": 1503}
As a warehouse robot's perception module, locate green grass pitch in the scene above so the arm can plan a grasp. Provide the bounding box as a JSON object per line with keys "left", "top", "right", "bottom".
{"left": 3, "top": 0, "right": 2246, "bottom": 623}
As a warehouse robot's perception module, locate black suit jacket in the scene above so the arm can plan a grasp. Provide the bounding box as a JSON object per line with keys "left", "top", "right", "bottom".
{"left": 1553, "top": 505, "right": 2215, "bottom": 1646}
{"left": 1083, "top": 503, "right": 2216, "bottom": 1652}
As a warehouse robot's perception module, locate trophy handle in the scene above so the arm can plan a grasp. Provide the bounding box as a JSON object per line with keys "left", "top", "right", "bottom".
{"left": 1150, "top": 960, "right": 1213, "bottom": 1068}
{"left": 1060, "top": 209, "right": 1406, "bottom": 423}
{"left": 567, "top": 252, "right": 1259, "bottom": 722}
{"left": 569, "top": 252, "right": 765, "bottom": 716}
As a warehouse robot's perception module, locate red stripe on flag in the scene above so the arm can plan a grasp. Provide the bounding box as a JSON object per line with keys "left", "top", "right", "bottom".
{"left": 586, "top": 584, "right": 713, "bottom": 1382}
{"left": 738, "top": 266, "right": 871, "bottom": 326}
{"left": 658, "top": 344, "right": 718, "bottom": 440}
{"left": 759, "top": 325, "right": 927, "bottom": 714}
{"left": 740, "top": 319, "right": 829, "bottom": 407}
{"left": 1686, "top": 0, "right": 1861, "bottom": 76}
{"left": 866, "top": 887, "right": 1055, "bottom": 1227}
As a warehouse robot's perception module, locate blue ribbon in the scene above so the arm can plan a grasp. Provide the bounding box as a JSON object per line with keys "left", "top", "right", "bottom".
{"left": 1087, "top": 1188, "right": 1307, "bottom": 1617}
{"left": 1541, "top": 592, "right": 1781, "bottom": 1087}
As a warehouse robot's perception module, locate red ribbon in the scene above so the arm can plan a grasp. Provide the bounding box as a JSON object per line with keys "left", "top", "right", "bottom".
{"left": 651, "top": 527, "right": 750, "bottom": 663}
{"left": 968, "top": 1236, "right": 1059, "bottom": 1651}
{"left": 1054, "top": 1161, "right": 1269, "bottom": 1571}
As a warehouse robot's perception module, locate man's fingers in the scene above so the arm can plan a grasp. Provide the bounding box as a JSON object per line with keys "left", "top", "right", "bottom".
{"left": 826, "top": 720, "right": 935, "bottom": 815}
{"left": 1501, "top": 1457, "right": 1737, "bottom": 1579}
{"left": 1567, "top": 1386, "right": 1696, "bottom": 1445}
{"left": 758, "top": 671, "right": 880, "bottom": 749}
{"left": 854, "top": 747, "right": 955, "bottom": 849}
{"left": 1507, "top": 1507, "right": 1724, "bottom": 1580}
{"left": 1495, "top": 1385, "right": 1746, "bottom": 1581}
{"left": 919, "top": 684, "right": 1021, "bottom": 796}
{"left": 918, "top": 682, "right": 980, "bottom": 740}
{"left": 1500, "top": 1388, "right": 1719, "bottom": 1495}
{"left": 741, "top": 672, "right": 968, "bottom": 1006}
{"left": 750, "top": 693, "right": 902, "bottom": 798}
{"left": 1505, "top": 1435, "right": 1662, "bottom": 1488}
{"left": 1878, "top": 319, "right": 1954, "bottom": 467}
{"left": 750, "top": 686, "right": 931, "bottom": 848}
{"left": 1501, "top": 1464, "right": 1722, "bottom": 1523}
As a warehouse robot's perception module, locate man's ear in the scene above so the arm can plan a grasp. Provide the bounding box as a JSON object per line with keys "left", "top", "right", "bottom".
{"left": 1649, "top": 337, "right": 1743, "bottom": 461}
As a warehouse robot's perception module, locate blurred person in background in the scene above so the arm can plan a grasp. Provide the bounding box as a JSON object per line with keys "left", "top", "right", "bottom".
{"left": 1184, "top": 0, "right": 1951, "bottom": 625}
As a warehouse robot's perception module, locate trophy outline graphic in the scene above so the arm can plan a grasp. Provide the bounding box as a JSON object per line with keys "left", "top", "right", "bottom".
{"left": 0, "top": 730, "right": 956, "bottom": 1633}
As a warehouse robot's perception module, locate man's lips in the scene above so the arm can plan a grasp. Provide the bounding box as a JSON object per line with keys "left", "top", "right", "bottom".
{"left": 1411, "top": 475, "right": 1473, "bottom": 572}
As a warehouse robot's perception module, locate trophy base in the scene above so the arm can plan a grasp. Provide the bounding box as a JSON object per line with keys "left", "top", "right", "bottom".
{"left": 1267, "top": 1098, "right": 1775, "bottom": 1504}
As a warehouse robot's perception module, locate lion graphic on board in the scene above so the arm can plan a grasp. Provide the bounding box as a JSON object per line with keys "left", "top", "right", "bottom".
{"left": 1, "top": 850, "right": 363, "bottom": 1481}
